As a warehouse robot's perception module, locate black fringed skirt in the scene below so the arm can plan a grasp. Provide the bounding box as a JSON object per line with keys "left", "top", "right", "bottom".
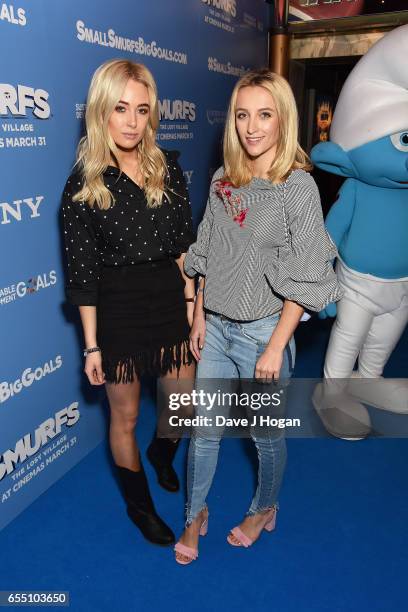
{"left": 97, "top": 259, "right": 193, "bottom": 384}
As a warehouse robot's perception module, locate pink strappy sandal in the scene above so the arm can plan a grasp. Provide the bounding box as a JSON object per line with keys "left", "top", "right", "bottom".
{"left": 227, "top": 507, "right": 277, "bottom": 548}
{"left": 174, "top": 515, "right": 209, "bottom": 565}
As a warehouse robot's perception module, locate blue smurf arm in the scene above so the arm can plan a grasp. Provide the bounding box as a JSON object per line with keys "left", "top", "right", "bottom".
{"left": 311, "top": 141, "right": 358, "bottom": 255}
{"left": 325, "top": 178, "right": 356, "bottom": 249}
{"left": 311, "top": 142, "right": 358, "bottom": 319}
{"left": 317, "top": 180, "right": 356, "bottom": 319}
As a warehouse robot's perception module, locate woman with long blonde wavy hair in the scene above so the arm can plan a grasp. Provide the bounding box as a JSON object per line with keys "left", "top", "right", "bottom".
{"left": 62, "top": 58, "right": 196, "bottom": 546}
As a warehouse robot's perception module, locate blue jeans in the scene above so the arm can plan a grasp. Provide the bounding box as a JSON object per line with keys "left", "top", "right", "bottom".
{"left": 185, "top": 311, "right": 296, "bottom": 525}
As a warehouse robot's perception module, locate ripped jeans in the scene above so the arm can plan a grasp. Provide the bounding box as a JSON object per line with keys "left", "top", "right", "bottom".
{"left": 185, "top": 311, "right": 295, "bottom": 525}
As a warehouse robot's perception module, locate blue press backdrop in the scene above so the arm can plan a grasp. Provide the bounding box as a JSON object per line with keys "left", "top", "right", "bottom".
{"left": 0, "top": 0, "right": 269, "bottom": 530}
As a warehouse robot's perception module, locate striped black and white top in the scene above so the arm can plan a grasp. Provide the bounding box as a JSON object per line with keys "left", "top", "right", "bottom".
{"left": 184, "top": 167, "right": 342, "bottom": 321}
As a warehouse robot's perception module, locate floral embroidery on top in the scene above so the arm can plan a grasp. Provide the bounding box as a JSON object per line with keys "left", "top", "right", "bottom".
{"left": 215, "top": 180, "right": 249, "bottom": 228}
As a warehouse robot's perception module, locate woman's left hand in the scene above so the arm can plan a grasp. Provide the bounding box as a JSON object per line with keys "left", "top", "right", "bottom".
{"left": 255, "top": 347, "right": 283, "bottom": 383}
{"left": 186, "top": 301, "right": 195, "bottom": 327}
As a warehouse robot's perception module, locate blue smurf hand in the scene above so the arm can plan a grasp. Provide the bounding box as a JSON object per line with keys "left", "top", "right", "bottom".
{"left": 318, "top": 302, "right": 337, "bottom": 319}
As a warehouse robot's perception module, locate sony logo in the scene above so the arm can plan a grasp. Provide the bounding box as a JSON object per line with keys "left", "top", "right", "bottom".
{"left": 0, "top": 196, "right": 44, "bottom": 225}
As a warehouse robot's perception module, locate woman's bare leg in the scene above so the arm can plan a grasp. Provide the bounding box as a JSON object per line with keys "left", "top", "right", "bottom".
{"left": 106, "top": 378, "right": 141, "bottom": 470}
{"left": 106, "top": 375, "right": 175, "bottom": 545}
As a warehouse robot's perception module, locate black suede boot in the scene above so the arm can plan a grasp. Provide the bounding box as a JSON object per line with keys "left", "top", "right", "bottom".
{"left": 147, "top": 436, "right": 180, "bottom": 492}
{"left": 116, "top": 464, "right": 175, "bottom": 546}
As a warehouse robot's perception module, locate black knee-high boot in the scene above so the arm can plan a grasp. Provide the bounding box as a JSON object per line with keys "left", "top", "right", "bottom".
{"left": 147, "top": 435, "right": 180, "bottom": 492}
{"left": 116, "top": 463, "right": 175, "bottom": 546}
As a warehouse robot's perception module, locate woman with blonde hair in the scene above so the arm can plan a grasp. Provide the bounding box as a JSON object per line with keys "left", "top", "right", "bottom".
{"left": 62, "top": 59, "right": 195, "bottom": 546}
{"left": 174, "top": 69, "right": 341, "bottom": 563}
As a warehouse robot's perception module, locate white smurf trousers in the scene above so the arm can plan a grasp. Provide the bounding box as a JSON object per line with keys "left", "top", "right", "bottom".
{"left": 323, "top": 259, "right": 408, "bottom": 413}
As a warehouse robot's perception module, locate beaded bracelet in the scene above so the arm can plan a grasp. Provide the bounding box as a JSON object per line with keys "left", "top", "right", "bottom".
{"left": 83, "top": 346, "right": 101, "bottom": 357}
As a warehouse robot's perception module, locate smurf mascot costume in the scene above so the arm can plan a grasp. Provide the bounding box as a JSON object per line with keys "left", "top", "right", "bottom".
{"left": 312, "top": 25, "right": 408, "bottom": 439}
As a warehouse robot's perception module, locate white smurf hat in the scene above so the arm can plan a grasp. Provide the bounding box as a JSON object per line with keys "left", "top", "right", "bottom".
{"left": 330, "top": 24, "right": 408, "bottom": 151}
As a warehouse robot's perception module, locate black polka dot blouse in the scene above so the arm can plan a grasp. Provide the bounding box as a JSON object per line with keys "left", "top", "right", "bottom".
{"left": 61, "top": 149, "right": 195, "bottom": 306}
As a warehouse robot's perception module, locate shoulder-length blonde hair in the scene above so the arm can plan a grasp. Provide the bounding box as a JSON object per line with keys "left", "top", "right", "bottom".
{"left": 223, "top": 69, "right": 312, "bottom": 186}
{"left": 73, "top": 58, "right": 167, "bottom": 209}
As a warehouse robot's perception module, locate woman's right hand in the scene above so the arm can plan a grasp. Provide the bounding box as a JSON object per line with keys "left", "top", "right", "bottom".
{"left": 84, "top": 352, "right": 105, "bottom": 385}
{"left": 189, "top": 313, "right": 206, "bottom": 362}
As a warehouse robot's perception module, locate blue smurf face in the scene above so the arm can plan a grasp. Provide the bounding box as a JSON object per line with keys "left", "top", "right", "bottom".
{"left": 349, "top": 131, "right": 408, "bottom": 188}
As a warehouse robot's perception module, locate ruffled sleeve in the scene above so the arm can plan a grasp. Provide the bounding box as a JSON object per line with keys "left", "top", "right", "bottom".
{"left": 183, "top": 167, "right": 222, "bottom": 278}
{"left": 268, "top": 175, "right": 342, "bottom": 311}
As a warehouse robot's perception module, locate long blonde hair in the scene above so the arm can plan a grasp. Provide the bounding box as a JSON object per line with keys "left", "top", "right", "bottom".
{"left": 223, "top": 69, "right": 311, "bottom": 186}
{"left": 73, "top": 59, "right": 168, "bottom": 209}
